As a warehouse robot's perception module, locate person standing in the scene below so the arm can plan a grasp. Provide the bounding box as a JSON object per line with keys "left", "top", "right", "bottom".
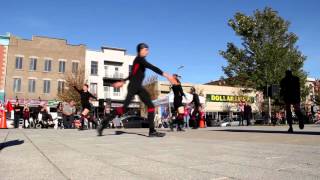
{"left": 184, "top": 105, "right": 190, "bottom": 128}
{"left": 280, "top": 70, "right": 305, "bottom": 133}
{"left": 244, "top": 102, "right": 252, "bottom": 126}
{"left": 13, "top": 102, "right": 23, "bottom": 128}
{"left": 23, "top": 104, "right": 31, "bottom": 128}
{"left": 73, "top": 84, "right": 97, "bottom": 130}
{"left": 62, "top": 100, "right": 76, "bottom": 129}
{"left": 98, "top": 43, "right": 177, "bottom": 137}
{"left": 238, "top": 101, "right": 245, "bottom": 126}
{"left": 57, "top": 102, "right": 63, "bottom": 128}
{"left": 190, "top": 87, "right": 201, "bottom": 129}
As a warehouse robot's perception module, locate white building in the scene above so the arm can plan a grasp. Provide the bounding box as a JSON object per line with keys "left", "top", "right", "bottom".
{"left": 85, "top": 46, "right": 140, "bottom": 109}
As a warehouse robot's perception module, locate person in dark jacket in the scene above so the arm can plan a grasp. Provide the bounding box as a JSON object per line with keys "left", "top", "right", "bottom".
{"left": 190, "top": 87, "right": 201, "bottom": 129}
{"left": 243, "top": 102, "right": 252, "bottom": 126}
{"left": 170, "top": 74, "right": 186, "bottom": 131}
{"left": 98, "top": 43, "right": 177, "bottom": 137}
{"left": 280, "top": 70, "right": 305, "bottom": 133}
{"left": 13, "top": 102, "right": 23, "bottom": 128}
{"left": 74, "top": 84, "right": 97, "bottom": 130}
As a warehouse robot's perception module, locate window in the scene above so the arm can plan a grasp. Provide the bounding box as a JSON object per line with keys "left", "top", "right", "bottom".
{"left": 113, "top": 87, "right": 120, "bottom": 96}
{"left": 59, "top": 61, "right": 66, "bottom": 73}
{"left": 91, "top": 61, "right": 98, "bottom": 75}
{"left": 58, "top": 81, "right": 65, "bottom": 94}
{"left": 29, "top": 58, "right": 37, "bottom": 71}
{"left": 13, "top": 78, "right": 22, "bottom": 92}
{"left": 104, "top": 66, "right": 108, "bottom": 76}
{"left": 43, "top": 80, "right": 51, "bottom": 94}
{"left": 90, "top": 83, "right": 98, "bottom": 97}
{"left": 15, "top": 57, "right": 23, "bottom": 69}
{"left": 129, "top": 65, "right": 133, "bottom": 75}
{"left": 104, "top": 86, "right": 110, "bottom": 98}
{"left": 72, "top": 62, "right": 79, "bottom": 74}
{"left": 44, "top": 60, "right": 52, "bottom": 72}
{"left": 28, "top": 79, "right": 36, "bottom": 93}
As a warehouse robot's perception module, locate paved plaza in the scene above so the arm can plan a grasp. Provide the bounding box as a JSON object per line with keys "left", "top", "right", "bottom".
{"left": 1, "top": 125, "right": 320, "bottom": 180}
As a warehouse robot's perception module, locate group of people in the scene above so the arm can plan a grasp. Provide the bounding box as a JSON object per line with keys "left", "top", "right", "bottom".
{"left": 12, "top": 102, "right": 54, "bottom": 128}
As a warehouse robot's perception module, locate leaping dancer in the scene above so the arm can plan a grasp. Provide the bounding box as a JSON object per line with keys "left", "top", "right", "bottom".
{"left": 74, "top": 84, "right": 97, "bottom": 130}
{"left": 98, "top": 43, "right": 177, "bottom": 137}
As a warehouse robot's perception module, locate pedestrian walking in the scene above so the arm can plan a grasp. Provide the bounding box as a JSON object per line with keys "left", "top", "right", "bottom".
{"left": 280, "top": 70, "right": 305, "bottom": 133}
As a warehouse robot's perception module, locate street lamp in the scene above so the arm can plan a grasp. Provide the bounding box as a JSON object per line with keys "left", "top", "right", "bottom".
{"left": 176, "top": 65, "right": 184, "bottom": 75}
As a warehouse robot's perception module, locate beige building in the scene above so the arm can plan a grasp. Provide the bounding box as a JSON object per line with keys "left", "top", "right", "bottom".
{"left": 5, "top": 35, "right": 86, "bottom": 103}
{"left": 149, "top": 81, "right": 263, "bottom": 120}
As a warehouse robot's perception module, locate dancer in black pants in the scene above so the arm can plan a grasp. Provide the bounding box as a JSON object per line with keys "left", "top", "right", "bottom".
{"left": 190, "top": 87, "right": 201, "bottom": 129}
{"left": 98, "top": 43, "right": 177, "bottom": 137}
{"left": 74, "top": 84, "right": 97, "bottom": 130}
{"left": 171, "top": 74, "right": 186, "bottom": 131}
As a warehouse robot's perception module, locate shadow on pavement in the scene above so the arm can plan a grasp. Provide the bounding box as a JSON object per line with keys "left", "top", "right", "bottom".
{"left": 111, "top": 131, "right": 149, "bottom": 137}
{"left": 0, "top": 139, "right": 25, "bottom": 150}
{"left": 211, "top": 129, "right": 320, "bottom": 135}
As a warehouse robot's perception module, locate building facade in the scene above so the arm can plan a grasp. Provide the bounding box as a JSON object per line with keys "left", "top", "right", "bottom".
{"left": 0, "top": 34, "right": 10, "bottom": 103}
{"left": 5, "top": 35, "right": 86, "bottom": 104}
{"left": 85, "top": 47, "right": 139, "bottom": 108}
{"left": 150, "top": 81, "right": 263, "bottom": 120}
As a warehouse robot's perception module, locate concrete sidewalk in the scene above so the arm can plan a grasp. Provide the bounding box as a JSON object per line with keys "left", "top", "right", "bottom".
{"left": 1, "top": 125, "right": 320, "bottom": 180}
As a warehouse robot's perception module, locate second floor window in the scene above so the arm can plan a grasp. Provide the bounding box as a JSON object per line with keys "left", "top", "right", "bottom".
{"left": 90, "top": 83, "right": 98, "bottom": 97}
{"left": 43, "top": 80, "right": 51, "bottom": 94}
{"left": 91, "top": 61, "right": 98, "bottom": 75}
{"left": 13, "top": 78, "right": 21, "bottom": 92}
{"left": 59, "top": 61, "right": 66, "bottom": 73}
{"left": 72, "top": 62, "right": 79, "bottom": 74}
{"left": 129, "top": 65, "right": 133, "bottom": 75}
{"left": 113, "top": 87, "right": 120, "bottom": 96}
{"left": 28, "top": 79, "right": 36, "bottom": 93}
{"left": 58, "top": 81, "right": 65, "bottom": 94}
{"left": 15, "top": 57, "right": 23, "bottom": 69}
{"left": 29, "top": 58, "right": 37, "bottom": 71}
{"left": 44, "top": 60, "right": 52, "bottom": 72}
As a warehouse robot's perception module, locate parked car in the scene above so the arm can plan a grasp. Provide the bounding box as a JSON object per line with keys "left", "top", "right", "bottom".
{"left": 220, "top": 117, "right": 247, "bottom": 127}
{"left": 120, "top": 116, "right": 149, "bottom": 128}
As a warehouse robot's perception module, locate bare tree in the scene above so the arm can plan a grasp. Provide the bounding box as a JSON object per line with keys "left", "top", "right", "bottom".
{"left": 143, "top": 75, "right": 159, "bottom": 100}
{"left": 57, "top": 67, "right": 85, "bottom": 107}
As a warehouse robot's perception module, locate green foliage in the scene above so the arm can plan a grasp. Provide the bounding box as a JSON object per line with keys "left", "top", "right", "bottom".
{"left": 220, "top": 7, "right": 308, "bottom": 99}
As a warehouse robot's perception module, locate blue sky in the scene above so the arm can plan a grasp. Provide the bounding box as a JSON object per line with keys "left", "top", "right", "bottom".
{"left": 1, "top": 0, "right": 320, "bottom": 83}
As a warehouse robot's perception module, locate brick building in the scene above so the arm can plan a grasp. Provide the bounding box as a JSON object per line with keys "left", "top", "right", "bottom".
{"left": 5, "top": 35, "right": 86, "bottom": 105}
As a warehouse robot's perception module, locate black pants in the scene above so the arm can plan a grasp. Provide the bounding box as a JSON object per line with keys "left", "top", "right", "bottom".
{"left": 14, "top": 115, "right": 20, "bottom": 128}
{"left": 285, "top": 103, "right": 304, "bottom": 128}
{"left": 123, "top": 85, "right": 155, "bottom": 131}
{"left": 191, "top": 107, "right": 200, "bottom": 128}
{"left": 172, "top": 96, "right": 184, "bottom": 129}
{"left": 63, "top": 115, "right": 74, "bottom": 129}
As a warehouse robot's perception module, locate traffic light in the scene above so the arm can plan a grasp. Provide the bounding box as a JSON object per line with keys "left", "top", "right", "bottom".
{"left": 263, "top": 85, "right": 280, "bottom": 98}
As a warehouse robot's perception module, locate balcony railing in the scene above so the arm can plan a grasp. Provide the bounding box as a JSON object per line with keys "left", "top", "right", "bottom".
{"left": 104, "top": 72, "right": 124, "bottom": 79}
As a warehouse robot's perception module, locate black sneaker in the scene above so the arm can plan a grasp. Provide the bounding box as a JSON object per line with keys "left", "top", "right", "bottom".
{"left": 177, "top": 127, "right": 185, "bottom": 132}
{"left": 288, "top": 127, "right": 293, "bottom": 133}
{"left": 149, "top": 131, "right": 166, "bottom": 137}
